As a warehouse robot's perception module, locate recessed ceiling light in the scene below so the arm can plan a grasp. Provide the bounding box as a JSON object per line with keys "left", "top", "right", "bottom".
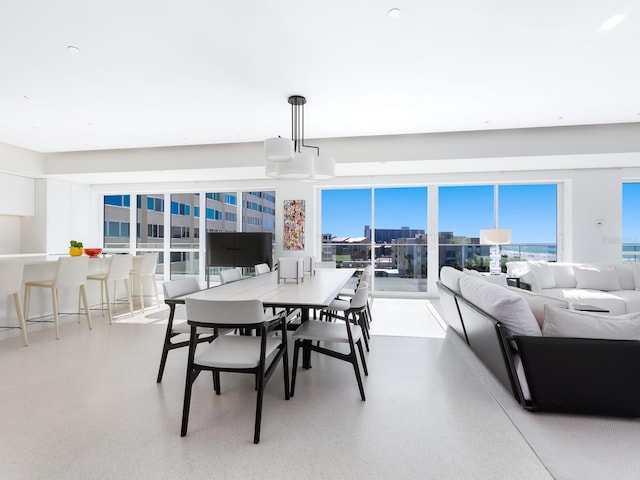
{"left": 557, "top": 116, "right": 564, "bottom": 120}
{"left": 67, "top": 45, "right": 80, "bottom": 52}
{"left": 23, "top": 95, "right": 30, "bottom": 101}
{"left": 388, "top": 8, "right": 401, "bottom": 18}
{"left": 599, "top": 14, "right": 625, "bottom": 31}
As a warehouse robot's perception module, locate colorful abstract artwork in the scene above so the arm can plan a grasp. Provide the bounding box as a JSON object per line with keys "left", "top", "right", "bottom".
{"left": 283, "top": 200, "right": 305, "bottom": 250}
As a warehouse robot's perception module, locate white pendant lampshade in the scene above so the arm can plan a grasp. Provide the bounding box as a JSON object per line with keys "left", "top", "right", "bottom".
{"left": 278, "top": 151, "right": 314, "bottom": 179}
{"left": 312, "top": 155, "right": 335, "bottom": 180}
{"left": 265, "top": 136, "right": 294, "bottom": 161}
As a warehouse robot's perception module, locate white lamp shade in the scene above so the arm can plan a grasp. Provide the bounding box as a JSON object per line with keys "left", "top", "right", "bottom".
{"left": 265, "top": 159, "right": 280, "bottom": 177}
{"left": 278, "top": 151, "right": 314, "bottom": 179}
{"left": 480, "top": 228, "right": 512, "bottom": 245}
{"left": 265, "top": 137, "right": 294, "bottom": 161}
{"left": 312, "top": 155, "right": 335, "bottom": 180}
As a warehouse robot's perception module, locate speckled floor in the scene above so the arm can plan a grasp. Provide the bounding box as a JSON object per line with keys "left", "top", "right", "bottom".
{"left": 0, "top": 301, "right": 554, "bottom": 480}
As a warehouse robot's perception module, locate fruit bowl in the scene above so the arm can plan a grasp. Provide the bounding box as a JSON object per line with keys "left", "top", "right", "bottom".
{"left": 83, "top": 248, "right": 102, "bottom": 257}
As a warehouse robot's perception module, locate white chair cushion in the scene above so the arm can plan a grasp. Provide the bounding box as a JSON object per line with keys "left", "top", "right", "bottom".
{"left": 439, "top": 266, "right": 464, "bottom": 295}
{"left": 459, "top": 275, "right": 542, "bottom": 337}
{"left": 547, "top": 263, "right": 577, "bottom": 288}
{"left": 543, "top": 306, "right": 640, "bottom": 340}
{"left": 574, "top": 266, "right": 621, "bottom": 291}
{"left": 326, "top": 298, "right": 350, "bottom": 311}
{"left": 507, "top": 286, "right": 569, "bottom": 329}
{"left": 611, "top": 264, "right": 635, "bottom": 290}
{"left": 527, "top": 261, "right": 555, "bottom": 289}
{"left": 171, "top": 320, "right": 215, "bottom": 335}
{"left": 631, "top": 263, "right": 640, "bottom": 291}
{"left": 292, "top": 320, "right": 363, "bottom": 343}
{"left": 195, "top": 335, "right": 281, "bottom": 369}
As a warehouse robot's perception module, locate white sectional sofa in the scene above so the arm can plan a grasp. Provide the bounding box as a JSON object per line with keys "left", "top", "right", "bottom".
{"left": 506, "top": 261, "right": 640, "bottom": 315}
{"left": 437, "top": 265, "right": 640, "bottom": 417}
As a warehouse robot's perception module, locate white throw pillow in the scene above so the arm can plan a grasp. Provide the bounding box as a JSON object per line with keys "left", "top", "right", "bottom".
{"left": 519, "top": 271, "right": 541, "bottom": 293}
{"left": 507, "top": 287, "right": 569, "bottom": 329}
{"left": 527, "top": 261, "right": 555, "bottom": 289}
{"left": 459, "top": 275, "right": 541, "bottom": 337}
{"left": 574, "top": 266, "right": 621, "bottom": 291}
{"left": 543, "top": 305, "right": 640, "bottom": 340}
{"left": 440, "top": 266, "right": 464, "bottom": 295}
{"left": 547, "top": 263, "right": 577, "bottom": 288}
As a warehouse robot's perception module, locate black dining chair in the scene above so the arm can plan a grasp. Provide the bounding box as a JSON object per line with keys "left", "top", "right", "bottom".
{"left": 181, "top": 298, "right": 290, "bottom": 444}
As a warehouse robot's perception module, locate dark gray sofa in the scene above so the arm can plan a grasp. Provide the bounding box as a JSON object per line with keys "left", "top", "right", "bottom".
{"left": 437, "top": 277, "right": 640, "bottom": 417}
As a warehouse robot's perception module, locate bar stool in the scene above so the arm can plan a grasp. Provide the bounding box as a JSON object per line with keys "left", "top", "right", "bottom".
{"left": 87, "top": 254, "right": 134, "bottom": 324}
{"left": 0, "top": 262, "right": 28, "bottom": 346}
{"left": 24, "top": 256, "right": 92, "bottom": 340}
{"left": 130, "top": 252, "right": 159, "bottom": 312}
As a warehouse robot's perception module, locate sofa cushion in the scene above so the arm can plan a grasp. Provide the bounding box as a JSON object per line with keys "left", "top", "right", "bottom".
{"left": 543, "top": 305, "right": 640, "bottom": 340}
{"left": 440, "top": 266, "right": 464, "bottom": 295}
{"left": 574, "top": 266, "right": 621, "bottom": 291}
{"left": 520, "top": 271, "right": 541, "bottom": 293}
{"left": 613, "top": 264, "right": 635, "bottom": 290}
{"left": 507, "top": 286, "right": 569, "bottom": 329}
{"left": 459, "top": 275, "right": 541, "bottom": 337}
{"left": 631, "top": 263, "right": 640, "bottom": 291}
{"left": 541, "top": 288, "right": 627, "bottom": 315}
{"left": 605, "top": 290, "right": 640, "bottom": 314}
{"left": 547, "top": 263, "right": 577, "bottom": 288}
{"left": 527, "top": 261, "right": 555, "bottom": 289}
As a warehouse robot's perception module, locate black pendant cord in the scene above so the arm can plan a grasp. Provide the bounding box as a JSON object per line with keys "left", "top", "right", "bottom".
{"left": 289, "top": 96, "right": 319, "bottom": 156}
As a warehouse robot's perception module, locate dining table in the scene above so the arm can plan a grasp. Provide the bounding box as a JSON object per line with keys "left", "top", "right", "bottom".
{"left": 165, "top": 267, "right": 356, "bottom": 368}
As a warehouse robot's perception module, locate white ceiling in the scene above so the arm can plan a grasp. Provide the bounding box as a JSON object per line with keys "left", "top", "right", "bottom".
{"left": 1, "top": 0, "right": 639, "bottom": 154}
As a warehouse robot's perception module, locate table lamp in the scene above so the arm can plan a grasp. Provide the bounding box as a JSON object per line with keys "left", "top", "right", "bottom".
{"left": 480, "top": 228, "right": 511, "bottom": 275}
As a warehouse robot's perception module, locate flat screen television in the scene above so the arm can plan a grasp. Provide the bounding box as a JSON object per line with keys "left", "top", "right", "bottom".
{"left": 206, "top": 232, "right": 273, "bottom": 269}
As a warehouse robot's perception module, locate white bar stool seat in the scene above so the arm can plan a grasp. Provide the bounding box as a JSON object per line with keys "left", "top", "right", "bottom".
{"left": 24, "top": 256, "right": 92, "bottom": 340}
{"left": 0, "top": 262, "right": 28, "bottom": 346}
{"left": 130, "top": 252, "right": 160, "bottom": 312}
{"left": 87, "top": 254, "right": 134, "bottom": 324}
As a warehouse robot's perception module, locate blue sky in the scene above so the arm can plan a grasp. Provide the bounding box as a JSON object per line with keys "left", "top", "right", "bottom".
{"left": 322, "top": 184, "right": 557, "bottom": 243}
{"left": 623, "top": 183, "right": 640, "bottom": 243}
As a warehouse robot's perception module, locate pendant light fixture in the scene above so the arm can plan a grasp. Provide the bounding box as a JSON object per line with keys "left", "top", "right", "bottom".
{"left": 264, "top": 95, "right": 335, "bottom": 180}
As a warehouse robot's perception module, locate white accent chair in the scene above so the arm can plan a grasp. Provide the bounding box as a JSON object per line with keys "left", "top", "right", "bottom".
{"left": 277, "top": 257, "right": 304, "bottom": 283}
{"left": 0, "top": 262, "right": 28, "bottom": 346}
{"left": 157, "top": 278, "right": 215, "bottom": 383}
{"left": 219, "top": 268, "right": 242, "bottom": 284}
{"left": 87, "top": 254, "right": 134, "bottom": 324}
{"left": 291, "top": 285, "right": 369, "bottom": 401}
{"left": 181, "top": 298, "right": 289, "bottom": 444}
{"left": 254, "top": 263, "right": 271, "bottom": 275}
{"left": 130, "top": 252, "right": 160, "bottom": 312}
{"left": 24, "top": 256, "right": 92, "bottom": 340}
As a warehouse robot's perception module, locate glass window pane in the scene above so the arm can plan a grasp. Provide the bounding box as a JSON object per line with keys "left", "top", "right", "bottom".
{"left": 373, "top": 187, "right": 428, "bottom": 292}
{"left": 204, "top": 192, "right": 238, "bottom": 233}
{"left": 170, "top": 251, "right": 199, "bottom": 280}
{"left": 498, "top": 184, "right": 557, "bottom": 262}
{"left": 170, "top": 193, "right": 198, "bottom": 249}
{"left": 103, "top": 195, "right": 130, "bottom": 249}
{"left": 242, "top": 191, "right": 276, "bottom": 235}
{"left": 438, "top": 186, "right": 493, "bottom": 271}
{"left": 321, "top": 189, "right": 372, "bottom": 269}
{"left": 623, "top": 183, "right": 640, "bottom": 262}
{"left": 137, "top": 194, "right": 165, "bottom": 248}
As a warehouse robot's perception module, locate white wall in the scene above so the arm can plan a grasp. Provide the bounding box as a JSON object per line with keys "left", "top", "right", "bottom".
{"left": 0, "top": 216, "right": 21, "bottom": 253}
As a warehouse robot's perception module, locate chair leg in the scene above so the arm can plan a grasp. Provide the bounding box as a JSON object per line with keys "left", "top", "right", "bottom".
{"left": 290, "top": 340, "right": 301, "bottom": 397}
{"left": 80, "top": 285, "right": 92, "bottom": 330}
{"left": 350, "top": 346, "right": 366, "bottom": 401}
{"left": 51, "top": 288, "right": 60, "bottom": 340}
{"left": 356, "top": 339, "right": 368, "bottom": 376}
{"left": 254, "top": 368, "right": 266, "bottom": 444}
{"left": 181, "top": 367, "right": 196, "bottom": 437}
{"left": 12, "top": 292, "right": 28, "bottom": 347}
{"left": 23, "top": 285, "right": 31, "bottom": 327}
{"left": 214, "top": 370, "right": 221, "bottom": 395}
{"left": 138, "top": 275, "right": 145, "bottom": 312}
{"left": 104, "top": 280, "right": 113, "bottom": 324}
{"left": 124, "top": 278, "right": 134, "bottom": 317}
{"left": 152, "top": 278, "right": 160, "bottom": 307}
{"left": 281, "top": 343, "right": 290, "bottom": 401}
